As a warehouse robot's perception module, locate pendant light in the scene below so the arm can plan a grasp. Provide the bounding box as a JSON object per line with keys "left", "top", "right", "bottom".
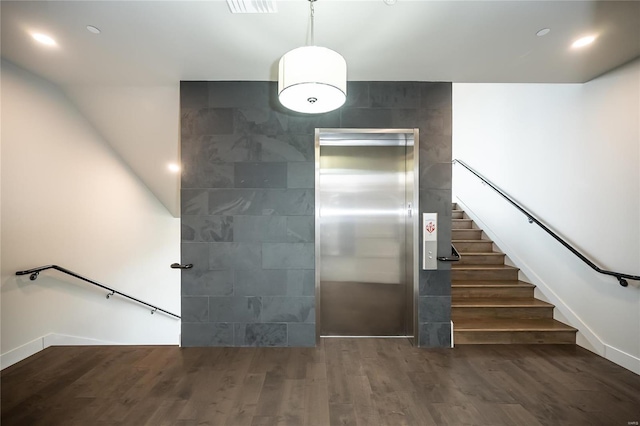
{"left": 278, "top": 0, "right": 347, "bottom": 114}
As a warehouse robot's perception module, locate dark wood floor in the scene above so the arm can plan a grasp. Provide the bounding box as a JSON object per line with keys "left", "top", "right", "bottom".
{"left": 2, "top": 340, "right": 639, "bottom": 426}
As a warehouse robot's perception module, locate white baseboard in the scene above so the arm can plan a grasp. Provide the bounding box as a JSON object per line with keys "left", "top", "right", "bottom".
{"left": 451, "top": 320, "right": 455, "bottom": 348}
{"left": 1, "top": 337, "right": 44, "bottom": 370}
{"left": 605, "top": 344, "right": 640, "bottom": 375}
{"left": 42, "top": 333, "right": 117, "bottom": 348}
{"left": 1, "top": 333, "right": 117, "bottom": 370}
{"left": 456, "top": 197, "right": 639, "bottom": 376}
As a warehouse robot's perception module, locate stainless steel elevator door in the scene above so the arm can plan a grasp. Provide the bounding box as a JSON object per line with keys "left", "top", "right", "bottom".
{"left": 319, "top": 145, "right": 408, "bottom": 336}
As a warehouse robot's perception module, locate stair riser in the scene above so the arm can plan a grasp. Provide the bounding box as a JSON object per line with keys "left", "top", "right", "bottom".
{"left": 452, "top": 287, "right": 534, "bottom": 298}
{"left": 453, "top": 241, "right": 493, "bottom": 252}
{"left": 452, "top": 269, "right": 519, "bottom": 281}
{"left": 452, "top": 211, "right": 464, "bottom": 219}
{"left": 452, "top": 307, "right": 554, "bottom": 320}
{"left": 452, "top": 220, "right": 473, "bottom": 229}
{"left": 453, "top": 229, "right": 483, "bottom": 240}
{"left": 454, "top": 330, "right": 576, "bottom": 344}
{"left": 458, "top": 255, "right": 505, "bottom": 265}
{"left": 452, "top": 203, "right": 457, "bottom": 210}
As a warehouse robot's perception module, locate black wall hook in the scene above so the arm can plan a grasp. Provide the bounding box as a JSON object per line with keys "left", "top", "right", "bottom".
{"left": 170, "top": 263, "right": 193, "bottom": 269}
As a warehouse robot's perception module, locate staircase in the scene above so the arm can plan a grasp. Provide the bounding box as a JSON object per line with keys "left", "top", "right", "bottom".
{"left": 451, "top": 203, "right": 577, "bottom": 344}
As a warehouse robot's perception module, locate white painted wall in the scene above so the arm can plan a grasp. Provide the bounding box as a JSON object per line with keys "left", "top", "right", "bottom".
{"left": 0, "top": 60, "right": 181, "bottom": 368}
{"left": 65, "top": 85, "right": 181, "bottom": 217}
{"left": 453, "top": 58, "right": 640, "bottom": 374}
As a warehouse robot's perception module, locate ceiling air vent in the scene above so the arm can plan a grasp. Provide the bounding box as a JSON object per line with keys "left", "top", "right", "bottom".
{"left": 227, "top": 0, "right": 277, "bottom": 13}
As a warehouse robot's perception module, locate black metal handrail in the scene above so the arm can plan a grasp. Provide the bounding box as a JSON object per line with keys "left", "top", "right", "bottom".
{"left": 454, "top": 159, "right": 639, "bottom": 287}
{"left": 16, "top": 265, "right": 181, "bottom": 318}
{"left": 438, "top": 244, "right": 461, "bottom": 262}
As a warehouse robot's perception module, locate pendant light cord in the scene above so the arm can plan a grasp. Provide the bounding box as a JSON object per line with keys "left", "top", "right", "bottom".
{"left": 309, "top": 0, "right": 316, "bottom": 46}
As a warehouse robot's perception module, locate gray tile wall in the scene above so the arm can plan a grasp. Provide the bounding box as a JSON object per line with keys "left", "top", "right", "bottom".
{"left": 180, "top": 81, "right": 452, "bottom": 347}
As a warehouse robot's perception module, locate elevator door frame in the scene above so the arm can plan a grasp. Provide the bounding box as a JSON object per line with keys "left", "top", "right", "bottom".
{"left": 315, "top": 128, "right": 420, "bottom": 345}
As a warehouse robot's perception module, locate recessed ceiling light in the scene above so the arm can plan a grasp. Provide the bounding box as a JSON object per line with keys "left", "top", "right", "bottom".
{"left": 536, "top": 28, "right": 550, "bottom": 37}
{"left": 572, "top": 35, "right": 597, "bottom": 49}
{"left": 32, "top": 33, "right": 57, "bottom": 47}
{"left": 86, "top": 25, "right": 101, "bottom": 34}
{"left": 168, "top": 163, "right": 181, "bottom": 173}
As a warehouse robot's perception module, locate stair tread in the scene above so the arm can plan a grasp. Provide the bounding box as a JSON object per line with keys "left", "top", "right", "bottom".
{"left": 452, "top": 264, "right": 519, "bottom": 270}
{"left": 459, "top": 252, "right": 504, "bottom": 256}
{"left": 452, "top": 280, "right": 534, "bottom": 288}
{"left": 453, "top": 239, "right": 493, "bottom": 243}
{"left": 452, "top": 298, "right": 553, "bottom": 308}
{"left": 454, "top": 318, "right": 577, "bottom": 332}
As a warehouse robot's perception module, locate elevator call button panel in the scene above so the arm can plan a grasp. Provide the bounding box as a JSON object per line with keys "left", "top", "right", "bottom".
{"left": 423, "top": 213, "right": 438, "bottom": 270}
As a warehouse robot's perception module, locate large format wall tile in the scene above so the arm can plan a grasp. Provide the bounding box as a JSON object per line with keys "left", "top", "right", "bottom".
{"left": 262, "top": 243, "right": 314, "bottom": 269}
{"left": 181, "top": 108, "right": 234, "bottom": 137}
{"left": 181, "top": 81, "right": 452, "bottom": 348}
{"left": 234, "top": 163, "right": 287, "bottom": 188}
{"left": 286, "top": 269, "right": 315, "bottom": 296}
{"left": 182, "top": 161, "right": 234, "bottom": 189}
{"left": 209, "top": 296, "right": 262, "bottom": 322}
{"left": 181, "top": 323, "right": 233, "bottom": 346}
{"left": 234, "top": 269, "right": 288, "bottom": 296}
{"left": 209, "top": 242, "right": 262, "bottom": 270}
{"left": 418, "top": 296, "right": 452, "bottom": 323}
{"left": 207, "top": 189, "right": 314, "bottom": 216}
{"left": 370, "top": 82, "right": 421, "bottom": 109}
{"left": 419, "top": 322, "right": 452, "bottom": 347}
{"left": 285, "top": 216, "right": 314, "bottom": 243}
{"left": 181, "top": 269, "right": 234, "bottom": 297}
{"left": 181, "top": 216, "right": 233, "bottom": 242}
{"left": 181, "top": 296, "right": 209, "bottom": 323}
{"left": 419, "top": 270, "right": 451, "bottom": 297}
{"left": 261, "top": 296, "right": 315, "bottom": 323}
{"left": 250, "top": 134, "right": 313, "bottom": 162}
{"left": 181, "top": 190, "right": 209, "bottom": 215}
{"left": 234, "top": 323, "right": 287, "bottom": 346}
{"left": 287, "top": 162, "right": 314, "bottom": 189}
{"left": 233, "top": 216, "right": 286, "bottom": 242}
{"left": 288, "top": 323, "right": 316, "bottom": 347}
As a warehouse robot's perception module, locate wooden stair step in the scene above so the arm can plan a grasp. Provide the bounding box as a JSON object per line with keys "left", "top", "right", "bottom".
{"left": 452, "top": 297, "right": 552, "bottom": 307}
{"left": 452, "top": 264, "right": 519, "bottom": 281}
{"left": 452, "top": 229, "right": 483, "bottom": 240}
{"left": 452, "top": 280, "right": 535, "bottom": 298}
{"left": 451, "top": 199, "right": 576, "bottom": 346}
{"left": 452, "top": 298, "right": 554, "bottom": 320}
{"left": 458, "top": 252, "right": 505, "bottom": 265}
{"left": 452, "top": 219, "right": 473, "bottom": 229}
{"left": 453, "top": 240, "right": 494, "bottom": 252}
{"left": 454, "top": 318, "right": 577, "bottom": 344}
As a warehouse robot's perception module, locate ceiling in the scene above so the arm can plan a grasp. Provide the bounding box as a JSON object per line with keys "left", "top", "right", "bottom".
{"left": 2, "top": 0, "right": 639, "bottom": 216}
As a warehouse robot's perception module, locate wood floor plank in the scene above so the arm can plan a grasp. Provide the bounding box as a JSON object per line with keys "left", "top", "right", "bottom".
{"left": 2, "top": 342, "right": 639, "bottom": 426}
{"left": 143, "top": 399, "right": 190, "bottom": 426}
{"left": 254, "top": 370, "right": 286, "bottom": 417}
{"left": 276, "top": 379, "right": 306, "bottom": 425}
{"left": 225, "top": 373, "right": 266, "bottom": 426}
{"left": 346, "top": 373, "right": 380, "bottom": 426}
{"left": 303, "top": 360, "right": 330, "bottom": 426}
{"left": 328, "top": 403, "right": 358, "bottom": 426}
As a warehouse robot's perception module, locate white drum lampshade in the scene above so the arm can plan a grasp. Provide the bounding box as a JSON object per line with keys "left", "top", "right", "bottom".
{"left": 278, "top": 46, "right": 347, "bottom": 114}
